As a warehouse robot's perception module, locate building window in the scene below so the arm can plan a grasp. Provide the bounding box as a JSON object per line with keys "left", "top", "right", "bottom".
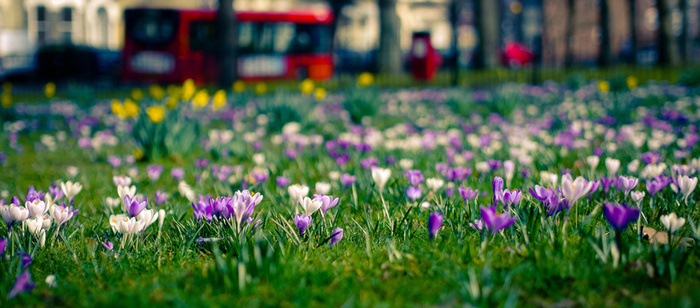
{"left": 97, "top": 8, "right": 109, "bottom": 48}
{"left": 37, "top": 6, "right": 46, "bottom": 47}
{"left": 61, "top": 7, "right": 73, "bottom": 44}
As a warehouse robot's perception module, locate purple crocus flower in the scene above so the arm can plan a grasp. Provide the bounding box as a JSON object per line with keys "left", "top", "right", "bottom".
{"left": 492, "top": 177, "right": 504, "bottom": 205}
{"left": 329, "top": 227, "right": 344, "bottom": 246}
{"left": 360, "top": 158, "right": 379, "bottom": 169}
{"left": 405, "top": 170, "right": 425, "bottom": 186}
{"left": 641, "top": 152, "right": 663, "bottom": 164}
{"left": 502, "top": 189, "right": 522, "bottom": 209}
{"left": 0, "top": 238, "right": 7, "bottom": 255}
{"left": 603, "top": 202, "right": 640, "bottom": 231}
{"left": 294, "top": 214, "right": 312, "bottom": 237}
{"left": 252, "top": 169, "right": 269, "bottom": 183}
{"left": 616, "top": 176, "right": 639, "bottom": 197}
{"left": 470, "top": 219, "right": 483, "bottom": 230}
{"left": 340, "top": 174, "right": 356, "bottom": 187}
{"left": 146, "top": 165, "right": 164, "bottom": 182}
{"left": 25, "top": 186, "right": 45, "bottom": 203}
{"left": 124, "top": 195, "right": 147, "bottom": 218}
{"left": 171, "top": 168, "right": 184, "bottom": 181}
{"left": 192, "top": 200, "right": 213, "bottom": 221}
{"left": 107, "top": 155, "right": 122, "bottom": 168}
{"left": 487, "top": 159, "right": 501, "bottom": 170}
{"left": 319, "top": 195, "right": 340, "bottom": 216}
{"left": 406, "top": 186, "right": 422, "bottom": 201}
{"left": 276, "top": 176, "right": 290, "bottom": 187}
{"left": 600, "top": 177, "right": 615, "bottom": 195}
{"left": 18, "top": 251, "right": 31, "bottom": 269}
{"left": 247, "top": 217, "right": 262, "bottom": 232}
{"left": 480, "top": 205, "right": 516, "bottom": 234}
{"left": 428, "top": 212, "right": 444, "bottom": 240}
{"left": 102, "top": 241, "right": 113, "bottom": 251}
{"left": 646, "top": 178, "right": 668, "bottom": 197}
{"left": 459, "top": 186, "right": 479, "bottom": 203}
{"left": 445, "top": 188, "right": 454, "bottom": 198}
{"left": 7, "top": 271, "right": 35, "bottom": 299}
{"left": 49, "top": 184, "right": 63, "bottom": 201}
{"left": 195, "top": 159, "right": 209, "bottom": 169}
{"left": 529, "top": 185, "right": 551, "bottom": 202}
{"left": 154, "top": 191, "right": 169, "bottom": 206}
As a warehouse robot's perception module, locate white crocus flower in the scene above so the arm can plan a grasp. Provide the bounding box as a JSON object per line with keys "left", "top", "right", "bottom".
{"left": 24, "top": 218, "right": 44, "bottom": 235}
{"left": 25, "top": 199, "right": 49, "bottom": 218}
{"left": 371, "top": 167, "right": 391, "bottom": 192}
{"left": 540, "top": 171, "right": 558, "bottom": 187}
{"left": 605, "top": 158, "right": 620, "bottom": 176}
{"left": 105, "top": 197, "right": 121, "bottom": 209}
{"left": 671, "top": 175, "right": 698, "bottom": 203}
{"left": 117, "top": 185, "right": 136, "bottom": 202}
{"left": 253, "top": 153, "right": 265, "bottom": 165}
{"left": 288, "top": 184, "right": 309, "bottom": 202}
{"left": 137, "top": 209, "right": 159, "bottom": 231}
{"left": 117, "top": 216, "right": 144, "bottom": 235}
{"left": 315, "top": 182, "right": 331, "bottom": 195}
{"left": 560, "top": 174, "right": 593, "bottom": 206}
{"left": 178, "top": 181, "right": 196, "bottom": 202}
{"left": 399, "top": 159, "right": 414, "bottom": 170}
{"left": 586, "top": 156, "right": 600, "bottom": 171}
{"left": 627, "top": 159, "right": 640, "bottom": 173}
{"left": 426, "top": 178, "right": 445, "bottom": 191}
{"left": 45, "top": 275, "right": 57, "bottom": 288}
{"left": 630, "top": 191, "right": 645, "bottom": 206}
{"left": 61, "top": 181, "right": 83, "bottom": 201}
{"left": 9, "top": 205, "right": 29, "bottom": 223}
{"left": 50, "top": 205, "right": 74, "bottom": 226}
{"left": 300, "top": 197, "right": 322, "bottom": 216}
{"left": 157, "top": 209, "right": 166, "bottom": 232}
{"left": 661, "top": 213, "right": 686, "bottom": 233}
{"left": 66, "top": 166, "right": 79, "bottom": 178}
{"left": 109, "top": 214, "right": 128, "bottom": 232}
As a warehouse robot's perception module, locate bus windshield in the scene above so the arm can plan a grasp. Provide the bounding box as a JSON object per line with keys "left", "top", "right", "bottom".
{"left": 190, "top": 22, "right": 330, "bottom": 55}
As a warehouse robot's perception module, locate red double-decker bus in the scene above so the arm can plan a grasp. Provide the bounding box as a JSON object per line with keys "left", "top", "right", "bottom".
{"left": 121, "top": 7, "right": 334, "bottom": 84}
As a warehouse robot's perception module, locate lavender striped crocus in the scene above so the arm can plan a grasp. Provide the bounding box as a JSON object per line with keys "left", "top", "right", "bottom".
{"left": 428, "top": 212, "right": 444, "bottom": 240}
{"left": 329, "top": 227, "right": 344, "bottom": 246}
{"left": 502, "top": 189, "right": 522, "bottom": 209}
{"left": 616, "top": 176, "right": 639, "bottom": 197}
{"left": 276, "top": 176, "right": 290, "bottom": 187}
{"left": 481, "top": 205, "right": 516, "bottom": 234}
{"left": 406, "top": 186, "right": 422, "bottom": 201}
{"left": 7, "top": 271, "right": 35, "bottom": 299}
{"left": 146, "top": 165, "right": 164, "bottom": 182}
{"left": 405, "top": 170, "right": 425, "bottom": 186}
{"left": 154, "top": 191, "right": 169, "bottom": 206}
{"left": 459, "top": 186, "right": 478, "bottom": 203}
{"left": 646, "top": 178, "right": 667, "bottom": 197}
{"left": 102, "top": 241, "right": 113, "bottom": 251}
{"left": 492, "top": 177, "right": 504, "bottom": 205}
{"left": 603, "top": 202, "right": 640, "bottom": 231}
{"left": 49, "top": 184, "right": 63, "bottom": 201}
{"left": 171, "top": 168, "right": 184, "bottom": 181}
{"left": 340, "top": 173, "right": 356, "bottom": 187}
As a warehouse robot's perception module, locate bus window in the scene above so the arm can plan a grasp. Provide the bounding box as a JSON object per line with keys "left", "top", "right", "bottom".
{"left": 237, "top": 22, "right": 330, "bottom": 55}
{"left": 125, "top": 10, "right": 178, "bottom": 48}
{"left": 190, "top": 21, "right": 216, "bottom": 52}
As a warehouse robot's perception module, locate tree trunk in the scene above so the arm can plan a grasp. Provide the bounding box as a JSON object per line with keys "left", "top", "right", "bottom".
{"left": 565, "top": 0, "right": 576, "bottom": 67}
{"left": 472, "top": 0, "right": 500, "bottom": 69}
{"left": 217, "top": 0, "right": 237, "bottom": 87}
{"left": 629, "top": 0, "right": 637, "bottom": 63}
{"left": 598, "top": 0, "right": 611, "bottom": 67}
{"left": 377, "top": 0, "right": 402, "bottom": 74}
{"left": 450, "top": 0, "right": 460, "bottom": 86}
{"left": 680, "top": 0, "right": 691, "bottom": 63}
{"left": 657, "top": 0, "right": 679, "bottom": 65}
{"left": 328, "top": 0, "right": 353, "bottom": 50}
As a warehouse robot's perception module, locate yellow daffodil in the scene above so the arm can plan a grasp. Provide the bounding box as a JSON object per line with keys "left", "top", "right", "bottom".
{"left": 300, "top": 79, "right": 314, "bottom": 95}
{"left": 131, "top": 88, "right": 143, "bottom": 102}
{"left": 193, "top": 89, "right": 209, "bottom": 108}
{"left": 598, "top": 80, "right": 610, "bottom": 93}
{"left": 357, "top": 72, "right": 374, "bottom": 87}
{"left": 166, "top": 97, "right": 179, "bottom": 109}
{"left": 124, "top": 99, "right": 139, "bottom": 118}
{"left": 133, "top": 149, "right": 144, "bottom": 160}
{"left": 111, "top": 99, "right": 125, "bottom": 117}
{"left": 1, "top": 93, "right": 12, "bottom": 108}
{"left": 626, "top": 76, "right": 638, "bottom": 90}
{"left": 183, "top": 79, "right": 196, "bottom": 100}
{"left": 255, "top": 82, "right": 267, "bottom": 95}
{"left": 212, "top": 89, "right": 226, "bottom": 111}
{"left": 314, "top": 88, "right": 327, "bottom": 100}
{"left": 146, "top": 105, "right": 165, "bottom": 123}
{"left": 149, "top": 85, "right": 165, "bottom": 100}
{"left": 45, "top": 82, "right": 56, "bottom": 98}
{"left": 233, "top": 80, "right": 245, "bottom": 93}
